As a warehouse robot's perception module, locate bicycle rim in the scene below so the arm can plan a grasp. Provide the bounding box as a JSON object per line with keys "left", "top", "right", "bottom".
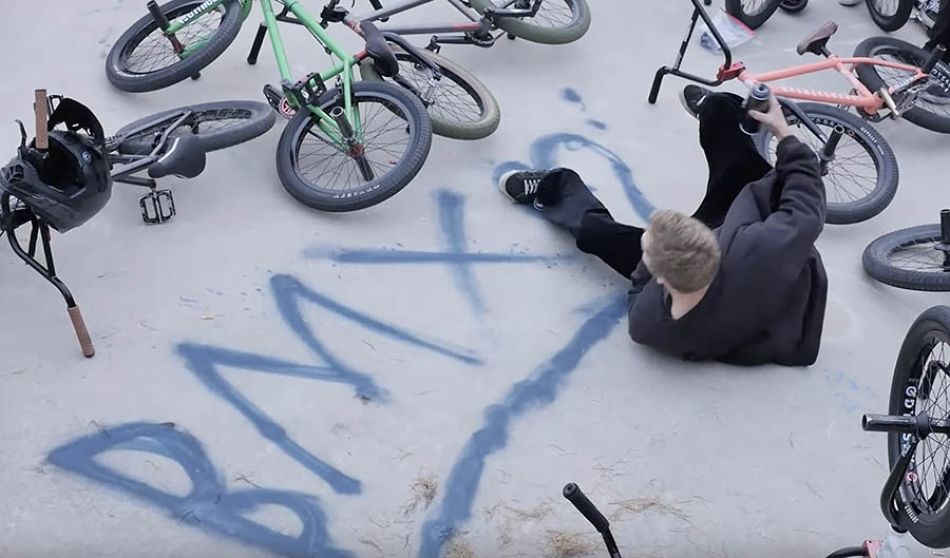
{"left": 881, "top": 232, "right": 950, "bottom": 275}
{"left": 866, "top": 45, "right": 950, "bottom": 121}
{"left": 742, "top": 0, "right": 774, "bottom": 15}
{"left": 486, "top": 0, "right": 582, "bottom": 30}
{"left": 764, "top": 115, "right": 882, "bottom": 211}
{"left": 900, "top": 340, "right": 950, "bottom": 523}
{"left": 118, "top": 3, "right": 229, "bottom": 75}
{"left": 293, "top": 99, "right": 413, "bottom": 194}
{"left": 396, "top": 56, "right": 485, "bottom": 127}
{"left": 120, "top": 107, "right": 257, "bottom": 148}
{"left": 871, "top": 0, "right": 902, "bottom": 16}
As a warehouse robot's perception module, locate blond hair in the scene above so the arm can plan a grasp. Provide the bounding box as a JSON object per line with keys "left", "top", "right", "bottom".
{"left": 645, "top": 210, "right": 721, "bottom": 293}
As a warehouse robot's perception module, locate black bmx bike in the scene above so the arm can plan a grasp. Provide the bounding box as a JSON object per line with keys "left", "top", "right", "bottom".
{"left": 564, "top": 305, "right": 950, "bottom": 557}
{"left": 1, "top": 90, "right": 273, "bottom": 357}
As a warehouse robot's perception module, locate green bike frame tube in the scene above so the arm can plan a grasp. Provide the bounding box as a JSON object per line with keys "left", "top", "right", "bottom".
{"left": 258, "top": 0, "right": 293, "bottom": 80}
{"left": 282, "top": 0, "right": 359, "bottom": 125}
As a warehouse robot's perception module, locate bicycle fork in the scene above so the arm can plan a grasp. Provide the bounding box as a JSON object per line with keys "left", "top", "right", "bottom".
{"left": 329, "top": 106, "right": 375, "bottom": 182}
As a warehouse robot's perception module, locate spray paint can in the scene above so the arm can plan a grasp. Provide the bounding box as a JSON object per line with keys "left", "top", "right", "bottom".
{"left": 741, "top": 83, "right": 772, "bottom": 135}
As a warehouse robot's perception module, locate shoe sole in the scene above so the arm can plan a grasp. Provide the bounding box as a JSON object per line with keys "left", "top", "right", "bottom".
{"left": 679, "top": 88, "right": 701, "bottom": 121}
{"left": 497, "top": 170, "right": 523, "bottom": 203}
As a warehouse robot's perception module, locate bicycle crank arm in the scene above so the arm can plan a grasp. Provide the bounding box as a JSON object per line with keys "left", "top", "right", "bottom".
{"left": 879, "top": 88, "right": 901, "bottom": 119}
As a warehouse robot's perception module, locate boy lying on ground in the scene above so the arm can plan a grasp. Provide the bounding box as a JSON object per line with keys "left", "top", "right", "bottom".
{"left": 499, "top": 87, "right": 828, "bottom": 366}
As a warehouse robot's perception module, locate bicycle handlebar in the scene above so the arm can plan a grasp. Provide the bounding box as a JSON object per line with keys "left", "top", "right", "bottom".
{"left": 563, "top": 483, "right": 610, "bottom": 533}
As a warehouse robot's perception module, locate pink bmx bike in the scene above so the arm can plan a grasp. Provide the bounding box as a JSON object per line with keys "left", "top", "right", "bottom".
{"left": 649, "top": 0, "right": 950, "bottom": 224}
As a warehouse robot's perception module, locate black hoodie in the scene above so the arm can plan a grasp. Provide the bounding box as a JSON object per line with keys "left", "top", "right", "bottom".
{"left": 627, "top": 136, "right": 828, "bottom": 366}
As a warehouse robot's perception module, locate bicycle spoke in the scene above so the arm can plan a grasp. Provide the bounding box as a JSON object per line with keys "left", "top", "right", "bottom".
{"left": 489, "top": 0, "right": 577, "bottom": 28}
{"left": 294, "top": 94, "right": 413, "bottom": 193}
{"left": 398, "top": 60, "right": 483, "bottom": 123}
{"left": 122, "top": 5, "right": 226, "bottom": 74}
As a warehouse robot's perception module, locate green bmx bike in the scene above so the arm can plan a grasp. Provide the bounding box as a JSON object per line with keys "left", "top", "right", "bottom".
{"left": 107, "top": 0, "right": 443, "bottom": 211}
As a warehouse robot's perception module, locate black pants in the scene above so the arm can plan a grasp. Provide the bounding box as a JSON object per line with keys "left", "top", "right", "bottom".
{"left": 536, "top": 93, "right": 772, "bottom": 279}
{"left": 926, "top": 0, "right": 950, "bottom": 62}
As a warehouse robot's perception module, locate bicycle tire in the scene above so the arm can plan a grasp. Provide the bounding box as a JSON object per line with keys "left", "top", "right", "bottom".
{"left": 359, "top": 47, "right": 501, "bottom": 140}
{"left": 754, "top": 102, "right": 898, "bottom": 225}
{"left": 779, "top": 0, "right": 809, "bottom": 13}
{"left": 863, "top": 225, "right": 950, "bottom": 291}
{"left": 864, "top": 0, "right": 915, "bottom": 32}
{"left": 468, "top": 0, "right": 590, "bottom": 44}
{"left": 886, "top": 305, "right": 950, "bottom": 547}
{"left": 854, "top": 36, "right": 950, "bottom": 134}
{"left": 824, "top": 548, "right": 868, "bottom": 558}
{"left": 115, "top": 100, "right": 275, "bottom": 153}
{"left": 725, "top": 0, "right": 782, "bottom": 29}
{"left": 275, "top": 81, "right": 432, "bottom": 212}
{"left": 106, "top": 0, "right": 244, "bottom": 93}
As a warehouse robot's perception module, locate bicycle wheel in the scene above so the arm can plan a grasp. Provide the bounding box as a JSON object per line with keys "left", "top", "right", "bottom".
{"left": 276, "top": 81, "right": 432, "bottom": 212}
{"left": 359, "top": 47, "right": 500, "bottom": 140}
{"left": 886, "top": 305, "right": 950, "bottom": 547}
{"left": 115, "top": 101, "right": 275, "bottom": 153}
{"left": 779, "top": 0, "right": 809, "bottom": 13}
{"left": 468, "top": 0, "right": 591, "bottom": 44}
{"left": 106, "top": 0, "right": 244, "bottom": 93}
{"left": 725, "top": 0, "right": 782, "bottom": 29}
{"left": 754, "top": 103, "right": 898, "bottom": 225}
{"left": 864, "top": 225, "right": 950, "bottom": 291}
{"left": 854, "top": 37, "right": 950, "bottom": 134}
{"left": 864, "top": 0, "right": 915, "bottom": 32}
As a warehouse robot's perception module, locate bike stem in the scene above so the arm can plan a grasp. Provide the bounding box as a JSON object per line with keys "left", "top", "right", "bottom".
{"left": 648, "top": 0, "right": 733, "bottom": 104}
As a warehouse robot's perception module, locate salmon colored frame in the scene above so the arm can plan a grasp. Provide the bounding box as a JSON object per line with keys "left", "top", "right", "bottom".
{"left": 738, "top": 55, "right": 927, "bottom": 117}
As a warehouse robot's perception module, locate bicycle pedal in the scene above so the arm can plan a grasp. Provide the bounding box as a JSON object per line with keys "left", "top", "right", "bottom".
{"left": 140, "top": 189, "right": 176, "bottom": 224}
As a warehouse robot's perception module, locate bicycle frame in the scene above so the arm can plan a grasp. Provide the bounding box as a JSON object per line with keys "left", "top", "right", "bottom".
{"left": 649, "top": 0, "right": 930, "bottom": 118}
{"left": 355, "top": 0, "right": 489, "bottom": 37}
{"left": 165, "top": 0, "right": 362, "bottom": 138}
{"left": 737, "top": 56, "right": 927, "bottom": 117}
{"left": 352, "top": 0, "right": 545, "bottom": 48}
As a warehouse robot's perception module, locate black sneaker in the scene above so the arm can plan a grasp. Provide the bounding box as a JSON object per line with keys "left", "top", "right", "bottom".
{"left": 498, "top": 170, "right": 552, "bottom": 207}
{"left": 679, "top": 85, "right": 713, "bottom": 120}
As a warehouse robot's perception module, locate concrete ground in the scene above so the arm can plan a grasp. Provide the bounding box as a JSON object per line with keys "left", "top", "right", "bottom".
{"left": 1, "top": 1, "right": 948, "bottom": 557}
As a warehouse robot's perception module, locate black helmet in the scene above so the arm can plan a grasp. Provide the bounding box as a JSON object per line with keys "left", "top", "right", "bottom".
{"left": 0, "top": 97, "right": 112, "bottom": 233}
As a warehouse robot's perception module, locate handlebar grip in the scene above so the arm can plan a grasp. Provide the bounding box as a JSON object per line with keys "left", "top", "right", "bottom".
{"left": 34, "top": 89, "right": 48, "bottom": 150}
{"left": 563, "top": 483, "right": 610, "bottom": 534}
{"left": 923, "top": 45, "right": 947, "bottom": 74}
{"left": 67, "top": 305, "right": 96, "bottom": 358}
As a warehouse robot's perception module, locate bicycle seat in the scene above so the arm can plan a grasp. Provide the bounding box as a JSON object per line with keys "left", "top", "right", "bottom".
{"left": 147, "top": 132, "right": 206, "bottom": 179}
{"left": 361, "top": 20, "right": 399, "bottom": 78}
{"left": 796, "top": 21, "right": 838, "bottom": 56}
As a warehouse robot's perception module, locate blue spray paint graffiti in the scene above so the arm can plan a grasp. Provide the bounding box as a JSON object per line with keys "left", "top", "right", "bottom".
{"left": 561, "top": 87, "right": 586, "bottom": 110}
{"left": 48, "top": 273, "right": 487, "bottom": 557}
{"left": 494, "top": 134, "right": 655, "bottom": 223}
{"left": 417, "top": 296, "right": 628, "bottom": 557}
{"left": 304, "top": 190, "right": 575, "bottom": 321}
{"left": 45, "top": 88, "right": 655, "bottom": 557}
{"left": 47, "top": 422, "right": 353, "bottom": 558}
{"left": 437, "top": 191, "right": 485, "bottom": 316}
{"left": 177, "top": 274, "right": 482, "bottom": 495}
